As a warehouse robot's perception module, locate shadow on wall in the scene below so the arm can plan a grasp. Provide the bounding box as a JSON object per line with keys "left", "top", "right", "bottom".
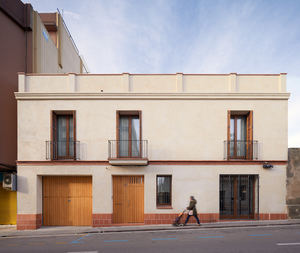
{"left": 17, "top": 175, "right": 28, "bottom": 193}
{"left": 287, "top": 148, "right": 300, "bottom": 219}
{"left": 80, "top": 142, "right": 87, "bottom": 160}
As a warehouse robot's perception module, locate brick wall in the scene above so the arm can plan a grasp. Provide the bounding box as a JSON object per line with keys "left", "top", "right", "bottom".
{"left": 17, "top": 214, "right": 42, "bottom": 230}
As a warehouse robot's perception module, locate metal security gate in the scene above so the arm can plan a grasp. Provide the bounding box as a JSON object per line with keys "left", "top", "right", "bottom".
{"left": 220, "top": 175, "right": 259, "bottom": 219}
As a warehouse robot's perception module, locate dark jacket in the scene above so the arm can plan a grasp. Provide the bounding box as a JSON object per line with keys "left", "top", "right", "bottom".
{"left": 187, "top": 199, "right": 197, "bottom": 216}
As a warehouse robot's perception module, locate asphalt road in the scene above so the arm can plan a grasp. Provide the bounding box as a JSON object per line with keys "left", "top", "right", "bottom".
{"left": 1, "top": 224, "right": 300, "bottom": 253}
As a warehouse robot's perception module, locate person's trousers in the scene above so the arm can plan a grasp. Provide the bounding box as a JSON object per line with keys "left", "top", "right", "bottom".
{"left": 184, "top": 214, "right": 200, "bottom": 224}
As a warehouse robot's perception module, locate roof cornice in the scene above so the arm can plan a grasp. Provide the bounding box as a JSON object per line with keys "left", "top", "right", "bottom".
{"left": 15, "top": 92, "right": 291, "bottom": 100}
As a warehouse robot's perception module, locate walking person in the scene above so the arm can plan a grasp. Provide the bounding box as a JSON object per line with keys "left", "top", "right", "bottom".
{"left": 184, "top": 196, "right": 200, "bottom": 226}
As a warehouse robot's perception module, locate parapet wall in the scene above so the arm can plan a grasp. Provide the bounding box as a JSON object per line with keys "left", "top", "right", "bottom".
{"left": 18, "top": 73, "right": 287, "bottom": 94}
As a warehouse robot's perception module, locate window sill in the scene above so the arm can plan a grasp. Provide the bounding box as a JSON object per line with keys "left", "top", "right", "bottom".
{"left": 156, "top": 205, "right": 173, "bottom": 209}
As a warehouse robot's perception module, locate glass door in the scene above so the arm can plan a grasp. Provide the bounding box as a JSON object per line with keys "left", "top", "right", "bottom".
{"left": 56, "top": 115, "right": 74, "bottom": 159}
{"left": 220, "top": 175, "right": 258, "bottom": 219}
{"left": 230, "top": 116, "right": 247, "bottom": 159}
{"left": 118, "top": 115, "right": 140, "bottom": 158}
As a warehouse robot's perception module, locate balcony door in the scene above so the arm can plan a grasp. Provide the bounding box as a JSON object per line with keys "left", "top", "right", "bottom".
{"left": 228, "top": 111, "right": 253, "bottom": 159}
{"left": 52, "top": 111, "right": 76, "bottom": 160}
{"left": 117, "top": 111, "right": 141, "bottom": 158}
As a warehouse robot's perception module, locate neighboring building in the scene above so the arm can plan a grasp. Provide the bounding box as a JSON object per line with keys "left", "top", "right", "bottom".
{"left": 15, "top": 72, "right": 289, "bottom": 230}
{"left": 0, "top": 0, "right": 87, "bottom": 225}
{"left": 287, "top": 148, "right": 300, "bottom": 219}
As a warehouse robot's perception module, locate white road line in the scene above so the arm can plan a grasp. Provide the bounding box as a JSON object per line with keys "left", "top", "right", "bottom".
{"left": 277, "top": 242, "right": 300, "bottom": 246}
{"left": 67, "top": 251, "right": 98, "bottom": 253}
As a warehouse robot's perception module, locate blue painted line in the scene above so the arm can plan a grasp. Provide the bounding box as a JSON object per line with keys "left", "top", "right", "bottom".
{"left": 104, "top": 240, "right": 128, "bottom": 243}
{"left": 198, "top": 236, "right": 224, "bottom": 239}
{"left": 70, "top": 240, "right": 82, "bottom": 244}
{"left": 70, "top": 234, "right": 90, "bottom": 244}
{"left": 152, "top": 238, "right": 177, "bottom": 241}
{"left": 248, "top": 234, "right": 272, "bottom": 237}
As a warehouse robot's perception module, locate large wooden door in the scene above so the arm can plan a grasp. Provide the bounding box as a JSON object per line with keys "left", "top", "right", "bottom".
{"left": 43, "top": 176, "right": 92, "bottom": 226}
{"left": 113, "top": 176, "right": 144, "bottom": 223}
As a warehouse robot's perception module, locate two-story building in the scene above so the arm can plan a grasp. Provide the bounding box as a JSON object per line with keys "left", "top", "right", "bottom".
{"left": 15, "top": 72, "right": 289, "bottom": 229}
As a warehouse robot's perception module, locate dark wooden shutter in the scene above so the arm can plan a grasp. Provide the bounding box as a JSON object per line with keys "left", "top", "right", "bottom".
{"left": 246, "top": 111, "right": 253, "bottom": 159}
{"left": 52, "top": 112, "right": 57, "bottom": 159}
{"left": 227, "top": 110, "right": 231, "bottom": 160}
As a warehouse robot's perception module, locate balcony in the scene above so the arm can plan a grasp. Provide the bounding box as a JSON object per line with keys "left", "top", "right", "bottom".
{"left": 224, "top": 140, "right": 258, "bottom": 160}
{"left": 46, "top": 141, "right": 80, "bottom": 160}
{"left": 108, "top": 140, "right": 148, "bottom": 166}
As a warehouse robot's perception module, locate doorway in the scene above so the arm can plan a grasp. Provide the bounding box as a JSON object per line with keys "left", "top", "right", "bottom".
{"left": 220, "top": 175, "right": 259, "bottom": 219}
{"left": 113, "top": 176, "right": 144, "bottom": 223}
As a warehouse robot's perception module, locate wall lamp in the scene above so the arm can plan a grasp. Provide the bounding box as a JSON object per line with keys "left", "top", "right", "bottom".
{"left": 263, "top": 162, "right": 273, "bottom": 169}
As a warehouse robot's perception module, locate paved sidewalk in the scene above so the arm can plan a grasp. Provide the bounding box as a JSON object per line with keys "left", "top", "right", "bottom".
{"left": 1, "top": 219, "right": 300, "bottom": 238}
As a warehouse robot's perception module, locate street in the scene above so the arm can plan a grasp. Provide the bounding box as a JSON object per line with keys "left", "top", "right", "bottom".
{"left": 1, "top": 224, "right": 300, "bottom": 253}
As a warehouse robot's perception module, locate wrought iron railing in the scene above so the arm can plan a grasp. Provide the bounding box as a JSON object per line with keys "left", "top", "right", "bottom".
{"left": 46, "top": 141, "right": 80, "bottom": 160}
{"left": 108, "top": 140, "right": 148, "bottom": 159}
{"left": 224, "top": 140, "right": 258, "bottom": 160}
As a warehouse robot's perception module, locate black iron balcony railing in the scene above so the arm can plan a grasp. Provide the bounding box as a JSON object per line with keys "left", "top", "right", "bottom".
{"left": 108, "top": 140, "right": 148, "bottom": 160}
{"left": 224, "top": 140, "right": 258, "bottom": 160}
{"left": 46, "top": 141, "right": 80, "bottom": 160}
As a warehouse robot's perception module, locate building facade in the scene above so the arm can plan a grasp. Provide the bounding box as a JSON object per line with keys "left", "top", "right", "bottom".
{"left": 16, "top": 72, "right": 289, "bottom": 230}
{"left": 0, "top": 0, "right": 87, "bottom": 225}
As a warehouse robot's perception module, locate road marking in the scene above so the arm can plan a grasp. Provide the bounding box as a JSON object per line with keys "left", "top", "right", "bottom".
{"left": 104, "top": 240, "right": 128, "bottom": 243}
{"left": 248, "top": 234, "right": 272, "bottom": 237}
{"left": 27, "top": 242, "right": 45, "bottom": 245}
{"left": 277, "top": 242, "right": 300, "bottom": 246}
{"left": 71, "top": 234, "right": 90, "bottom": 244}
{"left": 198, "top": 236, "right": 224, "bottom": 239}
{"left": 152, "top": 238, "right": 177, "bottom": 241}
{"left": 67, "top": 251, "right": 98, "bottom": 253}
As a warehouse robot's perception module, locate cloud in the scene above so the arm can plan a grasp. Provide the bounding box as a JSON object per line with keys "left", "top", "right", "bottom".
{"left": 63, "top": 10, "right": 80, "bottom": 20}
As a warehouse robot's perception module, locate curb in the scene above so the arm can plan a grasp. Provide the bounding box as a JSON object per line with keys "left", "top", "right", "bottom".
{"left": 1, "top": 221, "right": 300, "bottom": 238}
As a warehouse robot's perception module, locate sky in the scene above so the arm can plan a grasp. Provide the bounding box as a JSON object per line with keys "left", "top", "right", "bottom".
{"left": 26, "top": 0, "right": 300, "bottom": 147}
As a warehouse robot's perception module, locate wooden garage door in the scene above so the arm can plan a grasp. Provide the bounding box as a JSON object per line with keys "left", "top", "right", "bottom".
{"left": 43, "top": 176, "right": 92, "bottom": 226}
{"left": 113, "top": 176, "right": 144, "bottom": 223}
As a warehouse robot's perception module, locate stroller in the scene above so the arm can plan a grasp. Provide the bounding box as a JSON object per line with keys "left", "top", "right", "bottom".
{"left": 172, "top": 209, "right": 187, "bottom": 226}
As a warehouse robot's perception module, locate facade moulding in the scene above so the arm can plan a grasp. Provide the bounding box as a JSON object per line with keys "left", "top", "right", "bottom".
{"left": 16, "top": 160, "right": 288, "bottom": 166}
{"left": 14, "top": 92, "right": 291, "bottom": 101}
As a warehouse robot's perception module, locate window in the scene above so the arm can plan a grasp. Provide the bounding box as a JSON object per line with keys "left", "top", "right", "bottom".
{"left": 52, "top": 111, "right": 76, "bottom": 160}
{"left": 156, "top": 175, "right": 172, "bottom": 206}
{"left": 117, "top": 111, "right": 141, "bottom": 158}
{"left": 227, "top": 111, "right": 253, "bottom": 159}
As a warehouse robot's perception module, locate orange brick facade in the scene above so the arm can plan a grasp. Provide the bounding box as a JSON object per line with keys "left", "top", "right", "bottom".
{"left": 17, "top": 214, "right": 42, "bottom": 230}
{"left": 91, "top": 212, "right": 287, "bottom": 227}
{"left": 16, "top": 213, "right": 287, "bottom": 229}
{"left": 92, "top": 213, "right": 112, "bottom": 227}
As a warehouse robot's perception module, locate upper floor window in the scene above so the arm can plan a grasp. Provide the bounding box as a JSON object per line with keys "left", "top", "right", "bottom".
{"left": 117, "top": 111, "right": 141, "bottom": 158}
{"left": 227, "top": 111, "right": 253, "bottom": 159}
{"left": 52, "top": 111, "right": 76, "bottom": 160}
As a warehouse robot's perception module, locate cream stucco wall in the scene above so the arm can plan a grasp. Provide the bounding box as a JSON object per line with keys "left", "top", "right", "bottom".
{"left": 17, "top": 165, "right": 286, "bottom": 215}
{"left": 16, "top": 73, "right": 289, "bottom": 217}
{"left": 17, "top": 99, "right": 288, "bottom": 161}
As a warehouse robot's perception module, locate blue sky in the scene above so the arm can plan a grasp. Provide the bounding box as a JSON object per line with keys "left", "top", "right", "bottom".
{"left": 27, "top": 0, "right": 300, "bottom": 147}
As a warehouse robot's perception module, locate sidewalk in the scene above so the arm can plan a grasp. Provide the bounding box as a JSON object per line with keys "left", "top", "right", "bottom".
{"left": 1, "top": 219, "right": 300, "bottom": 238}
